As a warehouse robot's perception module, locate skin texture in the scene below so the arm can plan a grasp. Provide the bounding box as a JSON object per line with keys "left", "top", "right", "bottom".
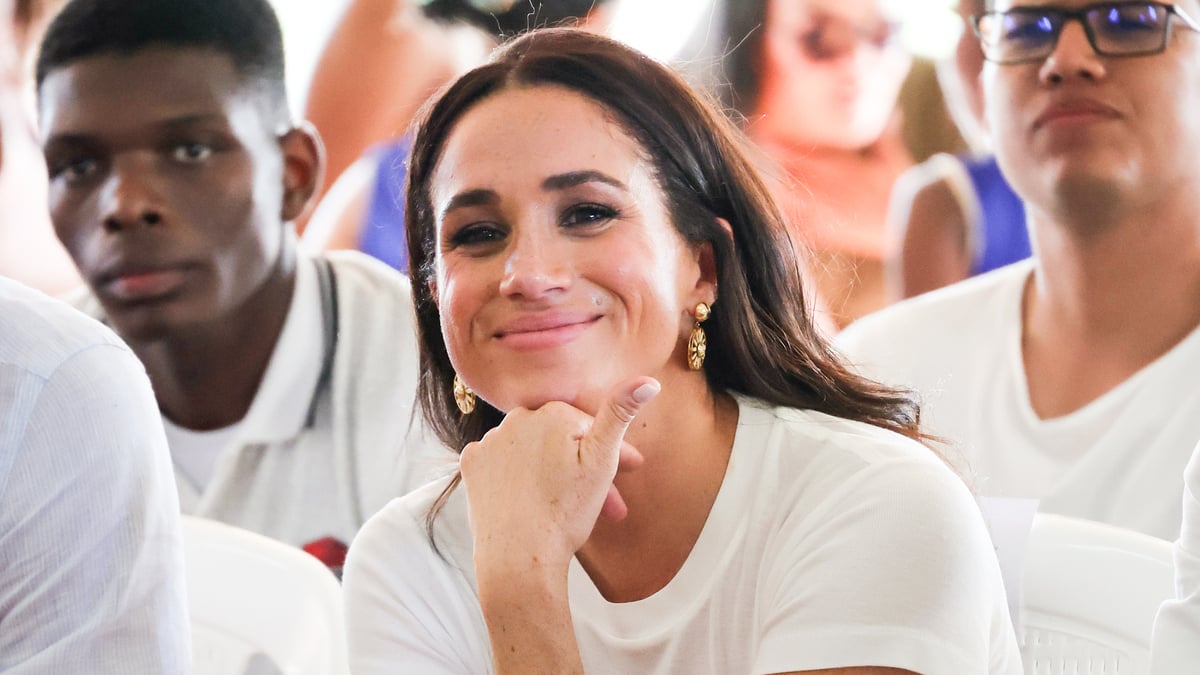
{"left": 984, "top": 0, "right": 1200, "bottom": 419}
{"left": 40, "top": 47, "right": 322, "bottom": 429}
{"left": 424, "top": 80, "right": 915, "bottom": 675}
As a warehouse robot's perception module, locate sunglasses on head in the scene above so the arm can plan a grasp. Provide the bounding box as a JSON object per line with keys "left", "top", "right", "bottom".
{"left": 972, "top": 1, "right": 1200, "bottom": 64}
{"left": 798, "top": 14, "right": 899, "bottom": 61}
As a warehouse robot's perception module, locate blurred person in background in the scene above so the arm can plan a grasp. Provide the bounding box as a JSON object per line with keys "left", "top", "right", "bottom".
{"left": 721, "top": 0, "right": 915, "bottom": 329}
{"left": 0, "top": 0, "right": 77, "bottom": 294}
{"left": 300, "top": 0, "right": 614, "bottom": 272}
{"left": 887, "top": 0, "right": 1030, "bottom": 301}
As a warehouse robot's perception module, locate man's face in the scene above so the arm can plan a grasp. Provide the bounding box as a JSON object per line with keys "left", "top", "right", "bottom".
{"left": 40, "top": 47, "right": 300, "bottom": 341}
{"left": 983, "top": 0, "right": 1200, "bottom": 214}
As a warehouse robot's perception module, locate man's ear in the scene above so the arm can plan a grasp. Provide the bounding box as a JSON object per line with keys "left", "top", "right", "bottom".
{"left": 279, "top": 122, "right": 325, "bottom": 223}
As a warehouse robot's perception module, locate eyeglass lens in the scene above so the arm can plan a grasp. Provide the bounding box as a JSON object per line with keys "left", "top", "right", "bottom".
{"left": 981, "top": 2, "right": 1173, "bottom": 61}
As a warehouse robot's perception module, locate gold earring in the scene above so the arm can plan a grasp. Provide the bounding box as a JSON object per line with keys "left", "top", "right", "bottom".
{"left": 687, "top": 302, "right": 710, "bottom": 371}
{"left": 452, "top": 374, "right": 476, "bottom": 415}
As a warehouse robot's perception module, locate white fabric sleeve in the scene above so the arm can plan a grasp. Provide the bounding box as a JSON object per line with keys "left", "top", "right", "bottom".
{"left": 1150, "top": 445, "right": 1200, "bottom": 674}
{"left": 343, "top": 497, "right": 492, "bottom": 674}
{"left": 0, "top": 343, "right": 191, "bottom": 674}
{"left": 754, "top": 458, "right": 1021, "bottom": 675}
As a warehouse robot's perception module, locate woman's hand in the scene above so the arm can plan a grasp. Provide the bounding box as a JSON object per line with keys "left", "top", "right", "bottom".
{"left": 462, "top": 377, "right": 659, "bottom": 675}
{"left": 461, "top": 377, "right": 659, "bottom": 573}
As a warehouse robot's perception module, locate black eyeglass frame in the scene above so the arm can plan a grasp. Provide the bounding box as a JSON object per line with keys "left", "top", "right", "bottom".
{"left": 971, "top": 1, "right": 1200, "bottom": 64}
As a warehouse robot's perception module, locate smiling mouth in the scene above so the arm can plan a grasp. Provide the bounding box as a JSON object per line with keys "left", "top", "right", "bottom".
{"left": 494, "top": 315, "right": 603, "bottom": 350}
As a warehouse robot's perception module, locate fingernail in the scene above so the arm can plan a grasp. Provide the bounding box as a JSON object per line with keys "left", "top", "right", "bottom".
{"left": 632, "top": 381, "right": 660, "bottom": 405}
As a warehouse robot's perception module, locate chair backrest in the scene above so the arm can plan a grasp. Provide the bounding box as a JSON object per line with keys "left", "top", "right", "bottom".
{"left": 1021, "top": 514, "right": 1175, "bottom": 675}
{"left": 181, "top": 516, "right": 350, "bottom": 675}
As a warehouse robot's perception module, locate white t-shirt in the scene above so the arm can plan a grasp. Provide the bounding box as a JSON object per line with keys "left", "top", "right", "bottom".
{"left": 1150, "top": 442, "right": 1200, "bottom": 674}
{"left": 837, "top": 260, "right": 1200, "bottom": 541}
{"left": 343, "top": 396, "right": 1022, "bottom": 675}
{"left": 0, "top": 277, "right": 190, "bottom": 673}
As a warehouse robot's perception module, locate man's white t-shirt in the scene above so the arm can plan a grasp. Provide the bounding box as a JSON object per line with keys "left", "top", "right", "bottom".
{"left": 343, "top": 396, "right": 1022, "bottom": 675}
{"left": 837, "top": 260, "right": 1200, "bottom": 541}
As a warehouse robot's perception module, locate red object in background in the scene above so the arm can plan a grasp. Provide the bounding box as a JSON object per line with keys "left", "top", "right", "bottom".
{"left": 302, "top": 536, "right": 348, "bottom": 572}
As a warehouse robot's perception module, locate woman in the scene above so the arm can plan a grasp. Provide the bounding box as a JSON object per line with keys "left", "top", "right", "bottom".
{"left": 722, "top": 0, "right": 915, "bottom": 329}
{"left": 343, "top": 28, "right": 1021, "bottom": 674}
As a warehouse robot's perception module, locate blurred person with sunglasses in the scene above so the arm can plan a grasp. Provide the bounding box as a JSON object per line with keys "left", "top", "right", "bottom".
{"left": 721, "top": 0, "right": 916, "bottom": 330}
{"left": 887, "top": 0, "right": 1031, "bottom": 301}
{"left": 840, "top": 0, "right": 1200, "bottom": 541}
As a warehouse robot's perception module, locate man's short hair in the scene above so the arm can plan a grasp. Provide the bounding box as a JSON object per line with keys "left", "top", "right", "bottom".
{"left": 36, "top": 0, "right": 289, "bottom": 119}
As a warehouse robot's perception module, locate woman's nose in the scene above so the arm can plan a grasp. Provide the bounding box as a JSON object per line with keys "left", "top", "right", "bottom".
{"left": 498, "top": 231, "right": 572, "bottom": 300}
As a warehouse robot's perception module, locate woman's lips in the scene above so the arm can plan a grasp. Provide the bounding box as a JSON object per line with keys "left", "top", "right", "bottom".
{"left": 494, "top": 313, "right": 603, "bottom": 350}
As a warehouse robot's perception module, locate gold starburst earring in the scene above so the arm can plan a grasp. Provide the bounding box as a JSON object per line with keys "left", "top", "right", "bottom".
{"left": 452, "top": 374, "right": 476, "bottom": 415}
{"left": 687, "top": 302, "right": 710, "bottom": 371}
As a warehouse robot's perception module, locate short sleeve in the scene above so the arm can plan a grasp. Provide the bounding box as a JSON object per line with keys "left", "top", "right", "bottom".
{"left": 0, "top": 343, "right": 190, "bottom": 673}
{"left": 754, "top": 458, "right": 1022, "bottom": 675}
{"left": 343, "top": 491, "right": 492, "bottom": 674}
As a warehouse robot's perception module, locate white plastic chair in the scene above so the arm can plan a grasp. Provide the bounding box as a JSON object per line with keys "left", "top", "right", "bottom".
{"left": 181, "top": 516, "right": 350, "bottom": 675}
{"left": 1021, "top": 514, "right": 1175, "bottom": 675}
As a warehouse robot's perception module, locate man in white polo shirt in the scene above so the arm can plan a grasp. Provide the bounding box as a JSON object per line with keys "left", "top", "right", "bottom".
{"left": 839, "top": 0, "right": 1200, "bottom": 541}
{"left": 37, "top": 0, "right": 451, "bottom": 561}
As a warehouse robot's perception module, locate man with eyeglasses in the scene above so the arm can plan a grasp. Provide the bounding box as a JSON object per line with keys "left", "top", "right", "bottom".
{"left": 839, "top": 0, "right": 1200, "bottom": 543}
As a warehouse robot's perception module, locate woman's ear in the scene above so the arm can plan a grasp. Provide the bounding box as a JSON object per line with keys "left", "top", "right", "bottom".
{"left": 692, "top": 217, "right": 731, "bottom": 306}
{"left": 279, "top": 122, "right": 326, "bottom": 224}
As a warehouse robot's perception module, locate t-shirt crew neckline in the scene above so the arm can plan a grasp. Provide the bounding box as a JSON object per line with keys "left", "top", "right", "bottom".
{"left": 1005, "top": 260, "right": 1200, "bottom": 428}
{"left": 566, "top": 395, "right": 759, "bottom": 638}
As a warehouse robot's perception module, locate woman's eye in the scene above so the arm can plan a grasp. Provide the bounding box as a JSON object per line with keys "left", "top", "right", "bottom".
{"left": 561, "top": 203, "right": 617, "bottom": 228}
{"left": 171, "top": 142, "right": 213, "bottom": 163}
{"left": 449, "top": 223, "right": 506, "bottom": 248}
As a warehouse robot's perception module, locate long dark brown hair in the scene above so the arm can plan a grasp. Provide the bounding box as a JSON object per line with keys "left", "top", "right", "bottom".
{"left": 404, "top": 28, "right": 926, "bottom": 530}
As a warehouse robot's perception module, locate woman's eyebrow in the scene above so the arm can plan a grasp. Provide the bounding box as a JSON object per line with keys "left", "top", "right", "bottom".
{"left": 441, "top": 188, "right": 499, "bottom": 219}
{"left": 541, "top": 170, "right": 627, "bottom": 192}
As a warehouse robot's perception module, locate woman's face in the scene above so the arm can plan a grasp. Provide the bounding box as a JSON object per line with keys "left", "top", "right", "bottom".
{"left": 755, "top": 0, "right": 912, "bottom": 149}
{"left": 427, "top": 84, "right": 716, "bottom": 416}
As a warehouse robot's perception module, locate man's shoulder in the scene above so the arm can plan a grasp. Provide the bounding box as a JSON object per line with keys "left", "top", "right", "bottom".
{"left": 838, "top": 262, "right": 1030, "bottom": 358}
{"left": 0, "top": 277, "right": 127, "bottom": 377}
